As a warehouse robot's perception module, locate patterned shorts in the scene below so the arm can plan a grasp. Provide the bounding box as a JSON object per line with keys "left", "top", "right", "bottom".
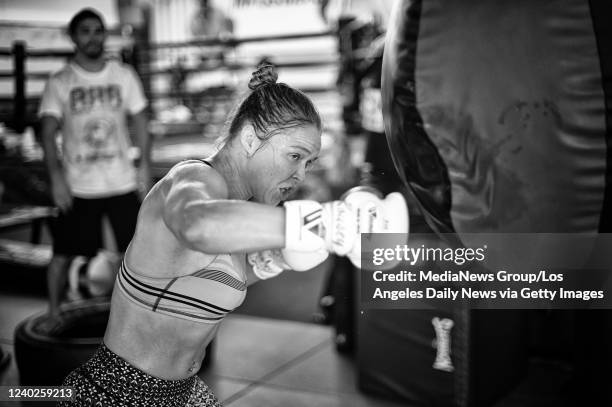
{"left": 59, "top": 344, "right": 221, "bottom": 407}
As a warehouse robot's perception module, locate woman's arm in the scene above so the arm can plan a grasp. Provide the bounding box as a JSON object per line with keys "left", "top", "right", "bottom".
{"left": 160, "top": 162, "right": 285, "bottom": 254}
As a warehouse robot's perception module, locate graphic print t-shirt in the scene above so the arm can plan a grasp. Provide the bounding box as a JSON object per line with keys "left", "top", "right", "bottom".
{"left": 38, "top": 60, "right": 147, "bottom": 198}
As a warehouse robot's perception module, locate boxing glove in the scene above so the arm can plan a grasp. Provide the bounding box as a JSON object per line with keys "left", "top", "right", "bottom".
{"left": 247, "top": 247, "right": 329, "bottom": 280}
{"left": 284, "top": 199, "right": 357, "bottom": 256}
{"left": 281, "top": 247, "right": 329, "bottom": 272}
{"left": 247, "top": 250, "right": 288, "bottom": 280}
{"left": 341, "top": 186, "right": 410, "bottom": 268}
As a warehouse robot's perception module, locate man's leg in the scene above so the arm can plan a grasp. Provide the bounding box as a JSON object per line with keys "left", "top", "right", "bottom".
{"left": 105, "top": 191, "right": 140, "bottom": 254}
{"left": 48, "top": 197, "right": 103, "bottom": 316}
{"left": 47, "top": 255, "right": 73, "bottom": 318}
{"left": 99, "top": 191, "right": 140, "bottom": 290}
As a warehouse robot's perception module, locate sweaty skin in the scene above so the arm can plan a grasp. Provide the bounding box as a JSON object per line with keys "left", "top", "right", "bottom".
{"left": 103, "top": 125, "right": 320, "bottom": 379}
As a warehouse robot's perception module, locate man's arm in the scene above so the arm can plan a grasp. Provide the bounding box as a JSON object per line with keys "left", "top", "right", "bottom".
{"left": 130, "top": 109, "right": 152, "bottom": 196}
{"left": 39, "top": 115, "right": 72, "bottom": 212}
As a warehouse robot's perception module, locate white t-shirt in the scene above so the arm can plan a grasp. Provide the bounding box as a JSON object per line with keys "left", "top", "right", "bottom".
{"left": 38, "top": 60, "right": 147, "bottom": 198}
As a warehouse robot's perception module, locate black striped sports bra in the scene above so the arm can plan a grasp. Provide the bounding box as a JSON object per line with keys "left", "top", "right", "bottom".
{"left": 117, "top": 255, "right": 247, "bottom": 324}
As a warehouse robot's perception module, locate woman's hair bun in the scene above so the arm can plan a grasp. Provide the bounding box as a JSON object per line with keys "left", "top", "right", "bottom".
{"left": 248, "top": 62, "right": 278, "bottom": 90}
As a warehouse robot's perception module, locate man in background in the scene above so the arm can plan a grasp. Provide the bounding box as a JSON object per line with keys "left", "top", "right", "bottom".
{"left": 38, "top": 8, "right": 151, "bottom": 317}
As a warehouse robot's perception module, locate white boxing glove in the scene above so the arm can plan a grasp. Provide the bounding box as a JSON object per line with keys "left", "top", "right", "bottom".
{"left": 341, "top": 186, "right": 410, "bottom": 268}
{"left": 281, "top": 247, "right": 329, "bottom": 272}
{"left": 283, "top": 200, "right": 357, "bottom": 256}
{"left": 248, "top": 248, "right": 329, "bottom": 280}
{"left": 247, "top": 250, "right": 288, "bottom": 280}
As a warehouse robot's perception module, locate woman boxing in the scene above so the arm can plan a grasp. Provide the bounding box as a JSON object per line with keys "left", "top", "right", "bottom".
{"left": 60, "top": 63, "right": 404, "bottom": 406}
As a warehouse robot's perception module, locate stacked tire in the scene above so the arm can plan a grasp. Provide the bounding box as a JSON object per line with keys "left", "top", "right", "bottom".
{"left": 14, "top": 298, "right": 110, "bottom": 386}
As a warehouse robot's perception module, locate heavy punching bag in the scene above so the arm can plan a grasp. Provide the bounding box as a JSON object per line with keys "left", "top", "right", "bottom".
{"left": 382, "top": 0, "right": 610, "bottom": 236}
{"left": 357, "top": 0, "right": 612, "bottom": 406}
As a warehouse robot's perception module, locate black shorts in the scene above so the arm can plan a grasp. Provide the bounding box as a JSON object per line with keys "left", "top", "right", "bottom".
{"left": 50, "top": 191, "right": 140, "bottom": 257}
{"left": 60, "top": 344, "right": 221, "bottom": 406}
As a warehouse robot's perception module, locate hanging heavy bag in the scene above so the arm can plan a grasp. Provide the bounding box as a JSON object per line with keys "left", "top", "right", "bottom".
{"left": 360, "top": 0, "right": 612, "bottom": 406}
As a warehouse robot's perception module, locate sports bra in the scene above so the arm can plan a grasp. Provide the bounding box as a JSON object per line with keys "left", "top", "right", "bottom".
{"left": 117, "top": 255, "right": 247, "bottom": 324}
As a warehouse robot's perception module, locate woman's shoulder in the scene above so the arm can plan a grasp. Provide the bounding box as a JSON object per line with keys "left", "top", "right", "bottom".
{"left": 162, "top": 159, "right": 229, "bottom": 198}
{"left": 167, "top": 159, "right": 216, "bottom": 176}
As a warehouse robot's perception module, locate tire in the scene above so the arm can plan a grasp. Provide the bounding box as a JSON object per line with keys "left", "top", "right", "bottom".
{"left": 14, "top": 298, "right": 110, "bottom": 386}
{"left": 0, "top": 346, "right": 11, "bottom": 373}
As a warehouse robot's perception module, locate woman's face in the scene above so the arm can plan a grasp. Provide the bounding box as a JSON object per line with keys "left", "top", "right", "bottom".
{"left": 247, "top": 125, "right": 321, "bottom": 205}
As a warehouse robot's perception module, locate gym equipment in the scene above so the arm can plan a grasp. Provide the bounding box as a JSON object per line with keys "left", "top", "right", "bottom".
{"left": 14, "top": 298, "right": 110, "bottom": 386}
{"left": 382, "top": 0, "right": 611, "bottom": 236}
{"left": 358, "top": 308, "right": 527, "bottom": 407}
{"left": 357, "top": 227, "right": 528, "bottom": 407}
{"left": 364, "top": 0, "right": 612, "bottom": 405}
{"left": 66, "top": 251, "right": 118, "bottom": 300}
